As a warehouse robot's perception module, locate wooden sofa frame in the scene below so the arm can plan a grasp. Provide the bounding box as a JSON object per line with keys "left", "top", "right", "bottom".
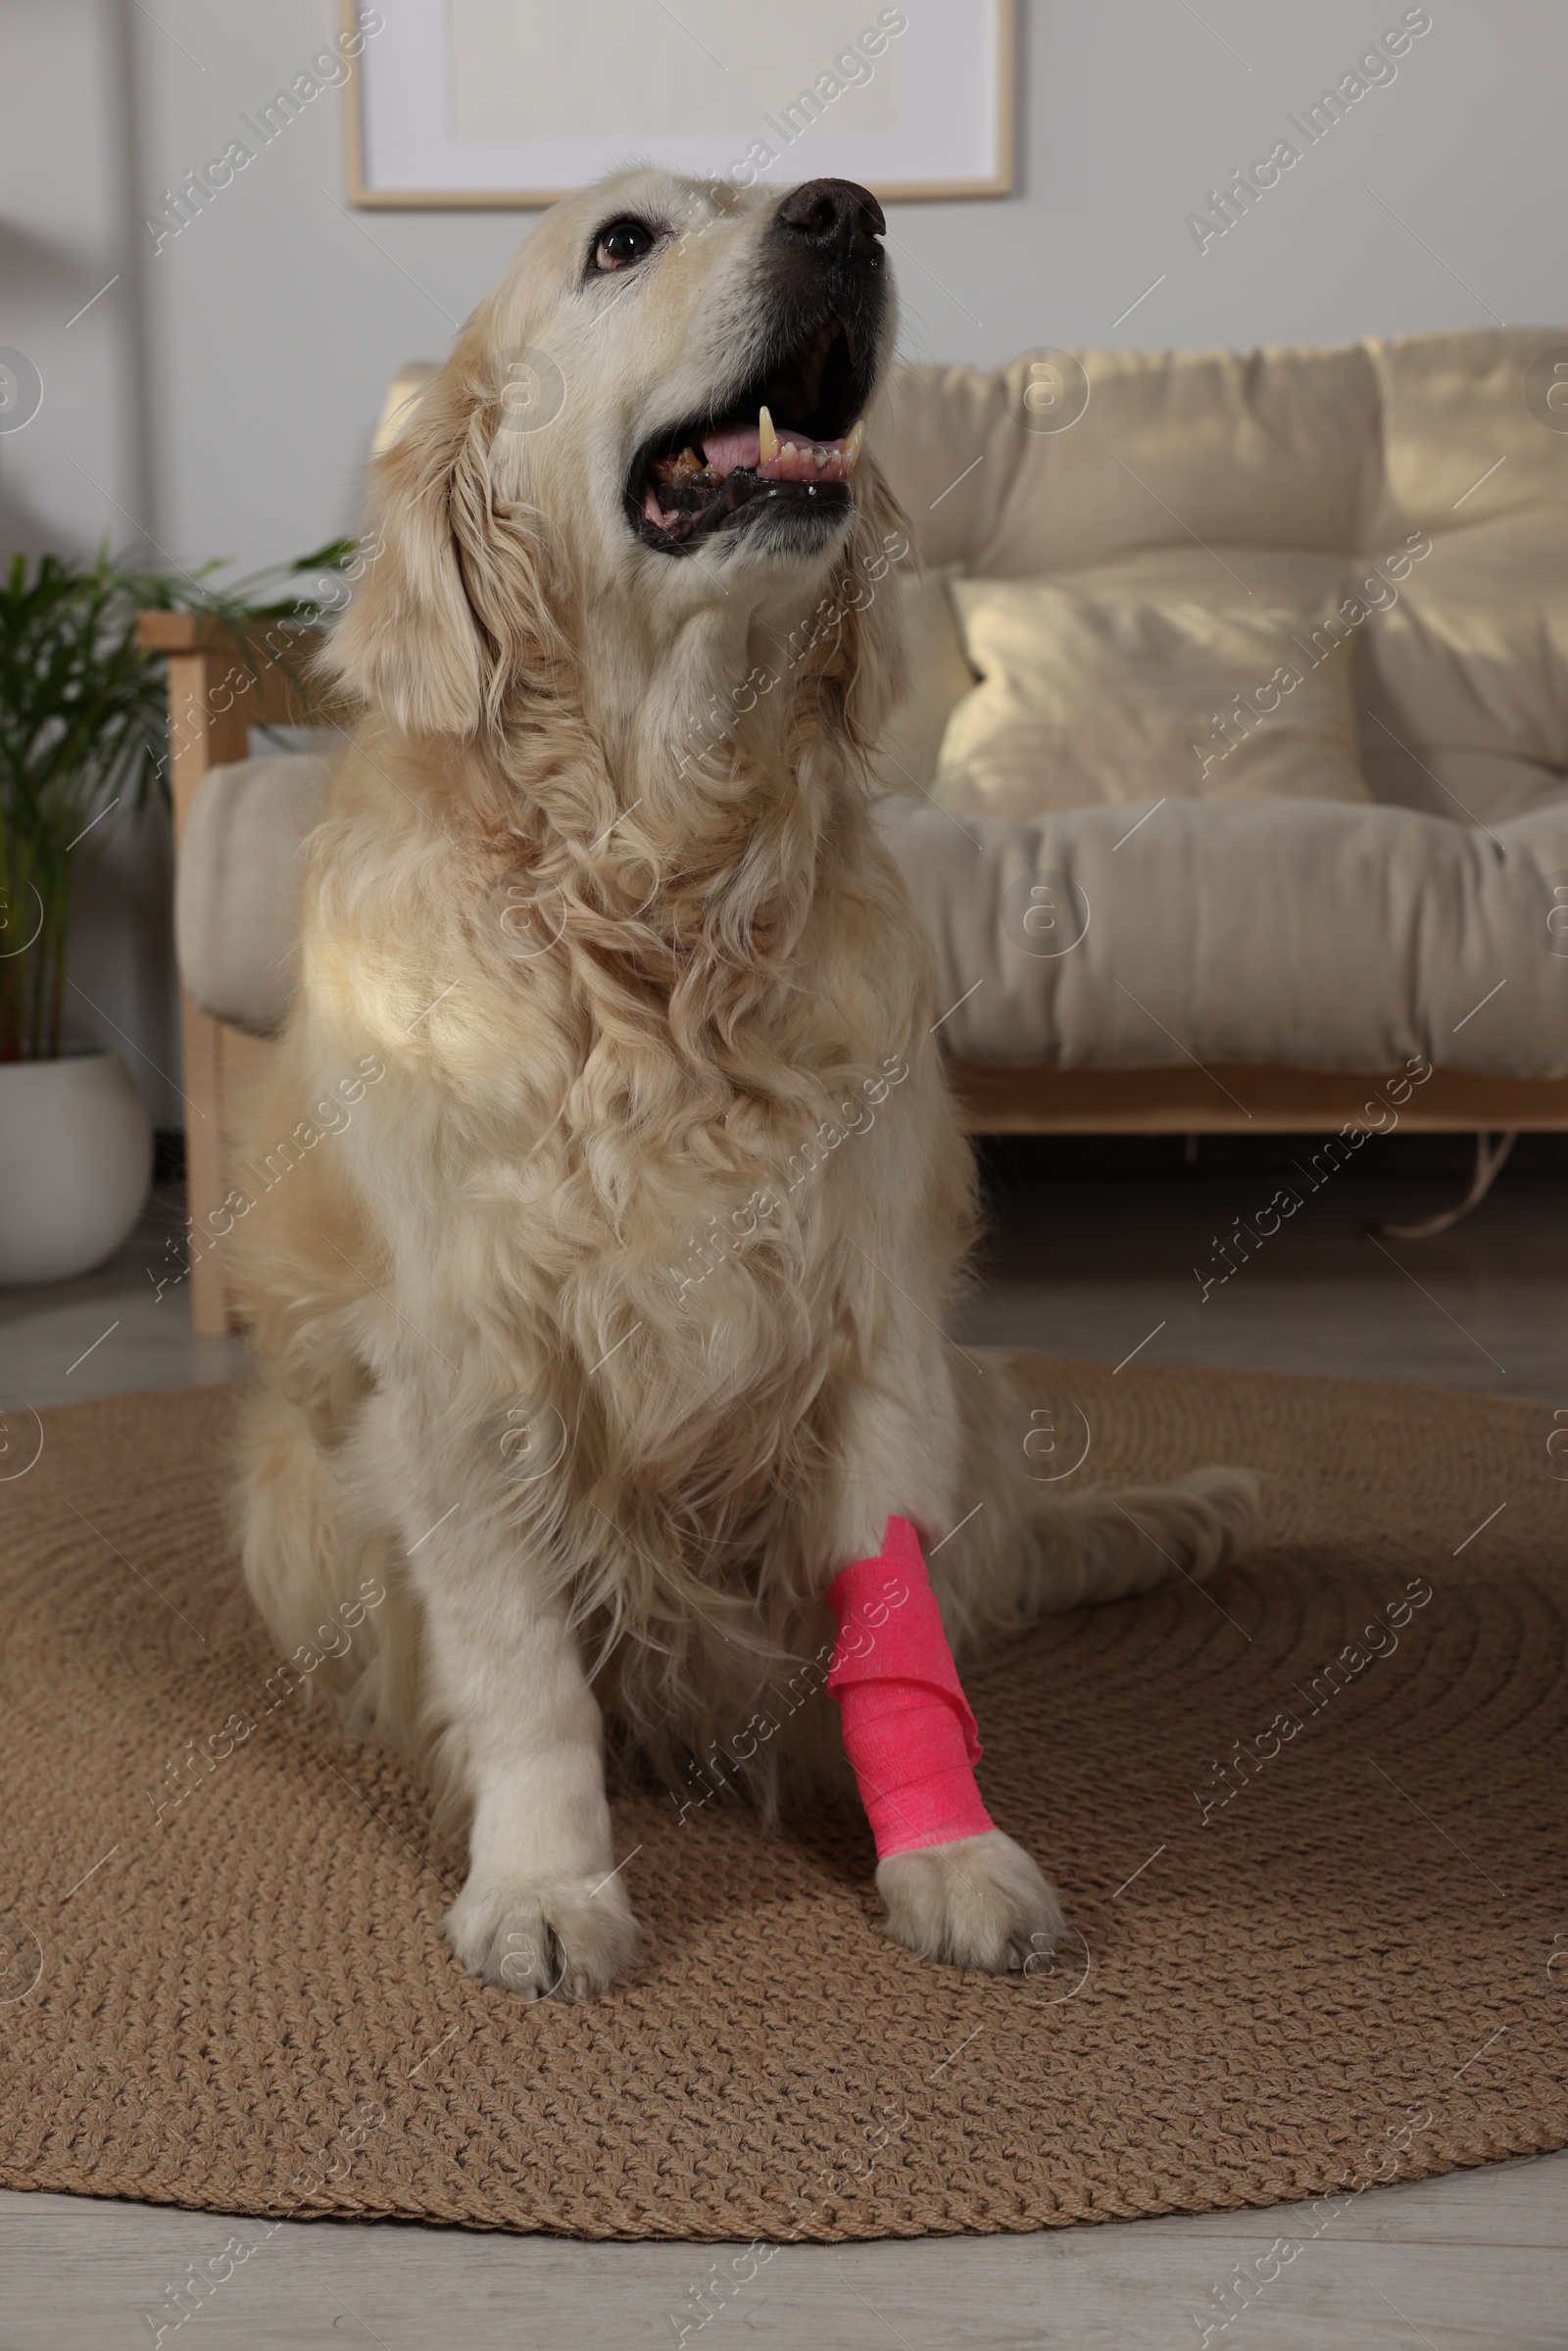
{"left": 145, "top": 614, "right": 1568, "bottom": 1337}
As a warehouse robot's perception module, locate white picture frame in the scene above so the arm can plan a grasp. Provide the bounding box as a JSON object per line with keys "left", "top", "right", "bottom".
{"left": 344, "top": 0, "right": 1016, "bottom": 208}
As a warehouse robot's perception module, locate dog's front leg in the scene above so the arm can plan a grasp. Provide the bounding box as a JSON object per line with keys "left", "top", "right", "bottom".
{"left": 821, "top": 1358, "right": 1067, "bottom": 1978}
{"left": 398, "top": 1496, "right": 636, "bottom": 2001}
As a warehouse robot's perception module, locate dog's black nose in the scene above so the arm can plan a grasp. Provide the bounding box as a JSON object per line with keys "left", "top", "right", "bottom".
{"left": 775, "top": 178, "right": 886, "bottom": 262}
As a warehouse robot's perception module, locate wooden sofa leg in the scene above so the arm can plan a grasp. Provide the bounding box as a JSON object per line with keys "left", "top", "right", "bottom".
{"left": 158, "top": 638, "right": 251, "bottom": 1337}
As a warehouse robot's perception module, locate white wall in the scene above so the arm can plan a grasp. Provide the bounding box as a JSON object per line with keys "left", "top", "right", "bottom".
{"left": 2, "top": 0, "right": 1563, "bottom": 1121}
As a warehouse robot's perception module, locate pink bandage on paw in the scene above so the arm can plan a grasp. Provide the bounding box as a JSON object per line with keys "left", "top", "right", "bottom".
{"left": 825, "top": 1514, "right": 995, "bottom": 1860}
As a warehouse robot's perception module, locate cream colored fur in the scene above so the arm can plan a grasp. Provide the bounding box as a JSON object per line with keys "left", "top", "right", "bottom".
{"left": 232, "top": 168, "right": 1259, "bottom": 1999}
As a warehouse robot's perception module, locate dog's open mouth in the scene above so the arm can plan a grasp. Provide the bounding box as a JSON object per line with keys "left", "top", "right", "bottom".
{"left": 628, "top": 311, "right": 865, "bottom": 554}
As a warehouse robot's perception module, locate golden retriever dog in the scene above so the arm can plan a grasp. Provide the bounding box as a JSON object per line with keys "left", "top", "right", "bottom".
{"left": 233, "top": 167, "right": 1257, "bottom": 2000}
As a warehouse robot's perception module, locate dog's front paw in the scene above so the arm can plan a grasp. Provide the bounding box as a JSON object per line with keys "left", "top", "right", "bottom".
{"left": 875, "top": 1829, "right": 1067, "bottom": 1973}
{"left": 443, "top": 1869, "right": 638, "bottom": 2001}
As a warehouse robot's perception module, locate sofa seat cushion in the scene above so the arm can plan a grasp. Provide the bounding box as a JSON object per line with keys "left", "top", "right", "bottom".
{"left": 177, "top": 753, "right": 1568, "bottom": 1081}
{"left": 875, "top": 792, "right": 1568, "bottom": 1077}
{"left": 934, "top": 580, "right": 1370, "bottom": 816}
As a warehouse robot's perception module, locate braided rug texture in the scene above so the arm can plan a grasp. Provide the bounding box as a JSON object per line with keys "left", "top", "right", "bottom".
{"left": 0, "top": 1357, "right": 1564, "bottom": 2240}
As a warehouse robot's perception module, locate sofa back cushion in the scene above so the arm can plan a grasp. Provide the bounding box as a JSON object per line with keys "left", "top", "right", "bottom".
{"left": 869, "top": 329, "right": 1568, "bottom": 819}
{"left": 1364, "top": 329, "right": 1568, "bottom": 544}
{"left": 873, "top": 343, "right": 1384, "bottom": 576}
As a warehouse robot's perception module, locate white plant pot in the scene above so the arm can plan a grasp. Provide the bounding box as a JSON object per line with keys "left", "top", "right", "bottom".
{"left": 0, "top": 1050, "right": 152, "bottom": 1286}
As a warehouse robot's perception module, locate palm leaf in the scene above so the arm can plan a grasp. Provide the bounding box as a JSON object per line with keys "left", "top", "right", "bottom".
{"left": 0, "top": 539, "right": 359, "bottom": 1058}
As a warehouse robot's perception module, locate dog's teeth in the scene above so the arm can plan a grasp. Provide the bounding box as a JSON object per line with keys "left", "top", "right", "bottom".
{"left": 844, "top": 419, "right": 864, "bottom": 469}
{"left": 814, "top": 446, "right": 828, "bottom": 467}
{"left": 782, "top": 441, "right": 797, "bottom": 460}
{"left": 759, "top": 405, "right": 778, "bottom": 465}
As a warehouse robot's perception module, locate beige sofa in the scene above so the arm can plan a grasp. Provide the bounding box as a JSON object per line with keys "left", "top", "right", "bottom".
{"left": 162, "top": 326, "right": 1568, "bottom": 1330}
{"left": 865, "top": 327, "right": 1568, "bottom": 1103}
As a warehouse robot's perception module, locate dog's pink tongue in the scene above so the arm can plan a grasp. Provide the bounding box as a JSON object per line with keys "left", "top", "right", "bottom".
{"left": 702, "top": 424, "right": 854, "bottom": 483}
{"left": 700, "top": 425, "right": 762, "bottom": 476}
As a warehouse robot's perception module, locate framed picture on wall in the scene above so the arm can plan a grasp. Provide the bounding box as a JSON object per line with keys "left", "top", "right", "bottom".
{"left": 343, "top": 0, "right": 1016, "bottom": 208}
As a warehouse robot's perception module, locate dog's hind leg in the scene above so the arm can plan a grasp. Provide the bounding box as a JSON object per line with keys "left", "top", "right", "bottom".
{"left": 237, "top": 1378, "right": 357, "bottom": 1663}
{"left": 927, "top": 1351, "right": 1262, "bottom": 1649}
{"left": 235, "top": 1376, "right": 419, "bottom": 1746}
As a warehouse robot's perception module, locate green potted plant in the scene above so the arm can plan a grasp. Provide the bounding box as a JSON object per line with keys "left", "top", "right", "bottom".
{"left": 0, "top": 541, "right": 353, "bottom": 1284}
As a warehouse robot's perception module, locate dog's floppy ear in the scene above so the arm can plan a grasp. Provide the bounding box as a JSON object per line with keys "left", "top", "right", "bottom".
{"left": 320, "top": 381, "right": 491, "bottom": 739}
{"left": 321, "top": 367, "right": 563, "bottom": 741}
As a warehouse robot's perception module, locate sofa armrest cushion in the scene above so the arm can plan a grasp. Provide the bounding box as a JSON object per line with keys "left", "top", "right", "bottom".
{"left": 174, "top": 753, "right": 336, "bottom": 1035}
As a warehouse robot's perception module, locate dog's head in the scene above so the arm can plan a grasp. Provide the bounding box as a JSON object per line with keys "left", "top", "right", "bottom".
{"left": 326, "top": 167, "right": 904, "bottom": 750}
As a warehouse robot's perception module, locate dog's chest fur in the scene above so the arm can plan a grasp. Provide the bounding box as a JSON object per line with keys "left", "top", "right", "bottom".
{"left": 307, "top": 764, "right": 939, "bottom": 1507}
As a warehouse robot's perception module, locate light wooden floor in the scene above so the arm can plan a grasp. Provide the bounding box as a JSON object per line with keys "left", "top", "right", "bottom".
{"left": 3, "top": 1149, "right": 1565, "bottom": 2349}
{"left": 6, "top": 2156, "right": 1565, "bottom": 2350}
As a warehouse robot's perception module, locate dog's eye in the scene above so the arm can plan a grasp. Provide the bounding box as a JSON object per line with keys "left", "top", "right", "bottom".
{"left": 593, "top": 219, "right": 656, "bottom": 272}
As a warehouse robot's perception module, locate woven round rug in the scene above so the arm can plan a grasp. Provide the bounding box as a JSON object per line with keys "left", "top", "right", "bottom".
{"left": 1, "top": 1356, "right": 1565, "bottom": 2239}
